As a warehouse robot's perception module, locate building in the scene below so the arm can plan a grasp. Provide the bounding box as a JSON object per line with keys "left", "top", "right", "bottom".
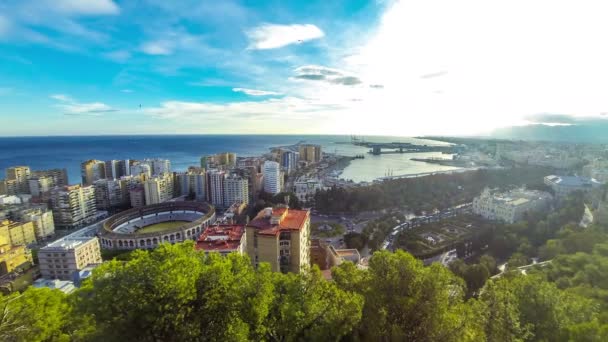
{"left": 143, "top": 173, "right": 174, "bottom": 205}
{"left": 130, "top": 163, "right": 152, "bottom": 179}
{"left": 0, "top": 242, "right": 32, "bottom": 276}
{"left": 582, "top": 159, "right": 608, "bottom": 183}
{"left": 38, "top": 236, "right": 102, "bottom": 280}
{"left": 31, "top": 168, "right": 69, "bottom": 187}
{"left": 473, "top": 188, "right": 553, "bottom": 224}
{"left": 18, "top": 208, "right": 55, "bottom": 240}
{"left": 81, "top": 160, "right": 106, "bottom": 185}
{"left": 0, "top": 220, "right": 37, "bottom": 246}
{"left": 246, "top": 207, "right": 311, "bottom": 273}
{"left": 176, "top": 169, "right": 206, "bottom": 200}
{"left": 294, "top": 178, "right": 324, "bottom": 204}
{"left": 195, "top": 224, "right": 246, "bottom": 255}
{"left": 0, "top": 179, "right": 18, "bottom": 196}
{"left": 223, "top": 174, "right": 249, "bottom": 208}
{"left": 0, "top": 243, "right": 31, "bottom": 275}
{"left": 129, "top": 186, "right": 146, "bottom": 208}
{"left": 281, "top": 151, "right": 298, "bottom": 174}
{"left": 142, "top": 158, "right": 171, "bottom": 176}
{"left": 544, "top": 175, "right": 603, "bottom": 199}
{"left": 5, "top": 166, "right": 30, "bottom": 194}
{"left": 298, "top": 144, "right": 322, "bottom": 163}
{"left": 202, "top": 152, "right": 237, "bottom": 169}
{"left": 263, "top": 161, "right": 281, "bottom": 195}
{"left": 310, "top": 239, "right": 361, "bottom": 271}
{"left": 49, "top": 185, "right": 97, "bottom": 229}
{"left": 28, "top": 175, "right": 54, "bottom": 198}
{"left": 207, "top": 170, "right": 226, "bottom": 208}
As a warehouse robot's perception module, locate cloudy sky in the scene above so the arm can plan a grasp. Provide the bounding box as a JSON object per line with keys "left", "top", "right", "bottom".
{"left": 1, "top": 0, "right": 608, "bottom": 136}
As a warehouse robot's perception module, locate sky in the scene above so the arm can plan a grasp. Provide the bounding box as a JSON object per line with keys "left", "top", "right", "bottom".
{"left": 2, "top": 0, "right": 608, "bottom": 137}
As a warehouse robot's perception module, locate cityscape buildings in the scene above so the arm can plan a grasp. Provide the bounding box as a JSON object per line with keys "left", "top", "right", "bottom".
{"left": 223, "top": 174, "right": 249, "bottom": 208}
{"left": 81, "top": 160, "right": 106, "bottom": 185}
{"left": 38, "top": 236, "right": 102, "bottom": 280}
{"left": 298, "top": 144, "right": 322, "bottom": 163}
{"left": 143, "top": 173, "right": 174, "bottom": 205}
{"left": 195, "top": 224, "right": 246, "bottom": 255}
{"left": 5, "top": 166, "right": 30, "bottom": 194}
{"left": 49, "top": 184, "right": 97, "bottom": 229}
{"left": 207, "top": 169, "right": 226, "bottom": 208}
{"left": 0, "top": 220, "right": 37, "bottom": 246}
{"left": 31, "top": 168, "right": 69, "bottom": 187}
{"left": 544, "top": 175, "right": 603, "bottom": 199}
{"left": 263, "top": 160, "right": 281, "bottom": 195}
{"left": 18, "top": 208, "right": 55, "bottom": 240}
{"left": 246, "top": 207, "right": 311, "bottom": 273}
{"left": 473, "top": 188, "right": 553, "bottom": 224}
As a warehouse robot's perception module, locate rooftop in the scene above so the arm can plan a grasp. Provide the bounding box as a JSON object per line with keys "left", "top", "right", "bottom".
{"left": 247, "top": 207, "right": 310, "bottom": 236}
{"left": 195, "top": 224, "right": 245, "bottom": 252}
{"left": 42, "top": 236, "right": 98, "bottom": 251}
{"left": 545, "top": 175, "right": 602, "bottom": 187}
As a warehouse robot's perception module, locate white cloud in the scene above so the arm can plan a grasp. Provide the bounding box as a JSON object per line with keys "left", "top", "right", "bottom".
{"left": 140, "top": 41, "right": 173, "bottom": 55}
{"left": 246, "top": 23, "right": 324, "bottom": 50}
{"left": 0, "top": 15, "right": 11, "bottom": 38}
{"left": 50, "top": 94, "right": 117, "bottom": 115}
{"left": 232, "top": 88, "right": 282, "bottom": 96}
{"left": 52, "top": 0, "right": 120, "bottom": 16}
{"left": 103, "top": 50, "right": 131, "bottom": 62}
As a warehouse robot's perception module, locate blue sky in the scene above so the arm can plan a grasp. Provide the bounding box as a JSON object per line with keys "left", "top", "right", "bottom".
{"left": 2, "top": 0, "right": 608, "bottom": 136}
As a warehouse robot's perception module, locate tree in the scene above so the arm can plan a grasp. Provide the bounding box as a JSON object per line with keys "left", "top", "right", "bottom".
{"left": 333, "top": 250, "right": 484, "bottom": 341}
{"left": 0, "top": 288, "right": 73, "bottom": 342}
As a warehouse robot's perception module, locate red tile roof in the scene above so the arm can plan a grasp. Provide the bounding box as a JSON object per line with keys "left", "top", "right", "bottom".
{"left": 247, "top": 208, "right": 309, "bottom": 236}
{"left": 195, "top": 224, "right": 244, "bottom": 252}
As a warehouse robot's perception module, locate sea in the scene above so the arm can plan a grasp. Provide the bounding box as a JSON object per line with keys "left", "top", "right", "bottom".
{"left": 0, "top": 135, "right": 460, "bottom": 184}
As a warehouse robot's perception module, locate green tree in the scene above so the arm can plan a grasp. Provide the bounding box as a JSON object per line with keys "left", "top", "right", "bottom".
{"left": 0, "top": 288, "right": 72, "bottom": 342}
{"left": 333, "top": 250, "right": 484, "bottom": 341}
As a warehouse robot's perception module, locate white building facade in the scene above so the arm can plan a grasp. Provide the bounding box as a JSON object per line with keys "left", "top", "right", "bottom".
{"left": 473, "top": 188, "right": 553, "bottom": 224}
{"left": 263, "top": 161, "right": 281, "bottom": 195}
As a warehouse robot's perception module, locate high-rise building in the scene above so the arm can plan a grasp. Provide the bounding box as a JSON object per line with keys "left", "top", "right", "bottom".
{"left": 28, "top": 176, "right": 54, "bottom": 198}
{"left": 0, "top": 220, "right": 37, "bottom": 246}
{"left": 298, "top": 144, "right": 322, "bottom": 163}
{"left": 6, "top": 166, "right": 30, "bottom": 194}
{"left": 281, "top": 151, "right": 298, "bottom": 174}
{"left": 129, "top": 186, "right": 146, "bottom": 208}
{"left": 31, "top": 168, "right": 69, "bottom": 187}
{"left": 143, "top": 173, "right": 173, "bottom": 205}
{"left": 130, "top": 163, "right": 152, "bottom": 179}
{"left": 38, "top": 236, "right": 102, "bottom": 280}
{"left": 18, "top": 208, "right": 55, "bottom": 240}
{"left": 223, "top": 174, "right": 249, "bottom": 208}
{"left": 263, "top": 161, "right": 281, "bottom": 195}
{"left": 0, "top": 179, "right": 19, "bottom": 196}
{"left": 177, "top": 169, "right": 206, "bottom": 200}
{"left": 49, "top": 185, "right": 97, "bottom": 229}
{"left": 246, "top": 207, "right": 311, "bottom": 273}
{"left": 104, "top": 159, "right": 127, "bottom": 179}
{"left": 81, "top": 160, "right": 106, "bottom": 185}
{"left": 207, "top": 170, "right": 226, "bottom": 208}
{"left": 201, "top": 153, "right": 236, "bottom": 169}
{"left": 93, "top": 179, "right": 112, "bottom": 210}
{"left": 142, "top": 158, "right": 171, "bottom": 176}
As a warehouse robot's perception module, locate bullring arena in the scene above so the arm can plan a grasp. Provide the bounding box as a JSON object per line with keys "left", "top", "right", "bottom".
{"left": 99, "top": 202, "right": 216, "bottom": 250}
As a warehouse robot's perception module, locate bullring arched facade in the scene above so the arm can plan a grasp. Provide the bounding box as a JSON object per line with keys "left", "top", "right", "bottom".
{"left": 99, "top": 202, "right": 215, "bottom": 250}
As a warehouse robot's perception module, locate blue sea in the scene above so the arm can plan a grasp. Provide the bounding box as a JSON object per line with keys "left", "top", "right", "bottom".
{"left": 0, "top": 135, "right": 459, "bottom": 183}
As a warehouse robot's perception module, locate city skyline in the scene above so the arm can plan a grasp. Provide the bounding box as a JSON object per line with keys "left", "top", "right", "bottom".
{"left": 3, "top": 0, "right": 608, "bottom": 136}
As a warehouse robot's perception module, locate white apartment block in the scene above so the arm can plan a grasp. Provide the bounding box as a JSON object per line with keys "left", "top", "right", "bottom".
{"left": 38, "top": 236, "right": 102, "bottom": 280}
{"left": 263, "top": 161, "right": 281, "bottom": 195}
{"left": 223, "top": 174, "right": 249, "bottom": 208}
{"left": 473, "top": 188, "right": 553, "bottom": 224}
{"left": 19, "top": 208, "right": 55, "bottom": 240}
{"left": 207, "top": 170, "right": 226, "bottom": 208}
{"left": 49, "top": 185, "right": 97, "bottom": 229}
{"left": 143, "top": 173, "right": 173, "bottom": 205}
